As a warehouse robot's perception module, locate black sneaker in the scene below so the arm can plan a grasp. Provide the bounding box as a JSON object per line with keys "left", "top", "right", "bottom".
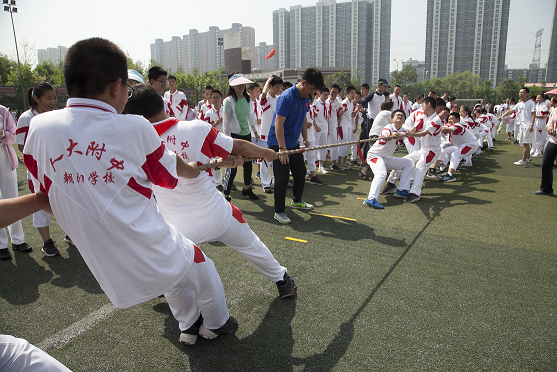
{"left": 199, "top": 316, "right": 238, "bottom": 340}
{"left": 276, "top": 273, "right": 296, "bottom": 298}
{"left": 403, "top": 193, "right": 421, "bottom": 203}
{"left": 350, "top": 160, "right": 360, "bottom": 166}
{"left": 380, "top": 182, "right": 397, "bottom": 195}
{"left": 250, "top": 178, "right": 255, "bottom": 185}
{"left": 331, "top": 164, "right": 341, "bottom": 172}
{"left": 216, "top": 185, "right": 224, "bottom": 193}
{"left": 224, "top": 196, "right": 231, "bottom": 202}
{"left": 230, "top": 183, "right": 237, "bottom": 191}
{"left": 426, "top": 168, "right": 436, "bottom": 178}
{"left": 309, "top": 176, "right": 325, "bottom": 185}
{"left": 263, "top": 187, "right": 272, "bottom": 193}
{"left": 241, "top": 187, "right": 259, "bottom": 200}
{"left": 180, "top": 314, "right": 203, "bottom": 345}
{"left": 63, "top": 235, "right": 74, "bottom": 245}
{"left": 42, "top": 239, "right": 60, "bottom": 257}
{"left": 0, "top": 248, "right": 11, "bottom": 260}
{"left": 12, "top": 242, "right": 32, "bottom": 252}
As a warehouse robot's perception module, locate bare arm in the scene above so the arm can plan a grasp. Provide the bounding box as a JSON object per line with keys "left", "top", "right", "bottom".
{"left": 176, "top": 156, "right": 200, "bottom": 179}
{"left": 232, "top": 138, "right": 278, "bottom": 162}
{"left": 0, "top": 192, "right": 51, "bottom": 229}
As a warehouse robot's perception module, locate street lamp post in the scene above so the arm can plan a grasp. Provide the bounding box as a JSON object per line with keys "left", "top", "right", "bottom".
{"left": 393, "top": 58, "right": 399, "bottom": 71}
{"left": 3, "top": 0, "right": 27, "bottom": 111}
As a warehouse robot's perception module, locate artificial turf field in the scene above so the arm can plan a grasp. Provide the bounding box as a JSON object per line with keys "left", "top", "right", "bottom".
{"left": 1, "top": 133, "right": 556, "bottom": 371}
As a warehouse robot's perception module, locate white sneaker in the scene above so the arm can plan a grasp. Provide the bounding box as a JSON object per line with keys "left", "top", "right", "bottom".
{"left": 461, "top": 162, "right": 473, "bottom": 167}
{"left": 318, "top": 166, "right": 328, "bottom": 174}
{"left": 514, "top": 159, "right": 527, "bottom": 165}
{"left": 305, "top": 170, "right": 311, "bottom": 178}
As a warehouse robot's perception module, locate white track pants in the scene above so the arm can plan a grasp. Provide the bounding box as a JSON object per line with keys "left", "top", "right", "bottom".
{"left": 367, "top": 155, "right": 413, "bottom": 200}
{"left": 410, "top": 149, "right": 439, "bottom": 196}
{"left": 315, "top": 131, "right": 328, "bottom": 162}
{"left": 0, "top": 148, "right": 25, "bottom": 248}
{"left": 327, "top": 126, "right": 338, "bottom": 161}
{"left": 449, "top": 144, "right": 475, "bottom": 171}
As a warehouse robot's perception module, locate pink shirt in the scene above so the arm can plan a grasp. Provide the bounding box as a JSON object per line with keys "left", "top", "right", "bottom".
{"left": 0, "top": 105, "right": 18, "bottom": 170}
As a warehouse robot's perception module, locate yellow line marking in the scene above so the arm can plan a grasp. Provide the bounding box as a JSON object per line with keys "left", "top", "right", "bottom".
{"left": 308, "top": 212, "right": 357, "bottom": 222}
{"left": 285, "top": 237, "right": 308, "bottom": 243}
{"left": 356, "top": 197, "right": 366, "bottom": 200}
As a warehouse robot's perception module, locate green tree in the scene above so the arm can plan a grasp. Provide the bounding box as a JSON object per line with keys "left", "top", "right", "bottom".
{"left": 324, "top": 71, "right": 352, "bottom": 92}
{"left": 0, "top": 53, "right": 17, "bottom": 85}
{"left": 7, "top": 62, "right": 39, "bottom": 86}
{"left": 390, "top": 65, "right": 418, "bottom": 89}
{"left": 126, "top": 53, "right": 145, "bottom": 76}
{"left": 34, "top": 61, "right": 64, "bottom": 86}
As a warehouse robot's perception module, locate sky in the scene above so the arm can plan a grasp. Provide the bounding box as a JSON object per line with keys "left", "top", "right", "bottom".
{"left": 0, "top": 0, "right": 554, "bottom": 74}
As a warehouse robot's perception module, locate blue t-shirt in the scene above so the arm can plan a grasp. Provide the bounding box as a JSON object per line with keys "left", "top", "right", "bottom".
{"left": 267, "top": 85, "right": 310, "bottom": 148}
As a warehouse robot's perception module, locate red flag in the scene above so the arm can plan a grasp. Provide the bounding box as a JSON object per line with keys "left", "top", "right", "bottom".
{"left": 265, "top": 47, "right": 276, "bottom": 60}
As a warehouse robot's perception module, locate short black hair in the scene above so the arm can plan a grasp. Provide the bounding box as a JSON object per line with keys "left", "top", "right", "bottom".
{"left": 435, "top": 98, "right": 446, "bottom": 108}
{"left": 391, "top": 109, "right": 406, "bottom": 119}
{"left": 302, "top": 67, "right": 324, "bottom": 90}
{"left": 381, "top": 101, "right": 393, "bottom": 111}
{"left": 269, "top": 75, "right": 283, "bottom": 87}
{"left": 63, "top": 38, "right": 128, "bottom": 98}
{"left": 448, "top": 112, "right": 460, "bottom": 121}
{"left": 124, "top": 83, "right": 164, "bottom": 119}
{"left": 148, "top": 66, "right": 167, "bottom": 82}
{"left": 210, "top": 89, "right": 222, "bottom": 98}
{"left": 168, "top": 75, "right": 177, "bottom": 81}
{"left": 204, "top": 85, "right": 214, "bottom": 92}
{"left": 281, "top": 82, "right": 294, "bottom": 91}
{"left": 248, "top": 82, "right": 260, "bottom": 91}
{"left": 424, "top": 96, "right": 437, "bottom": 108}
{"left": 331, "top": 84, "right": 341, "bottom": 92}
{"left": 320, "top": 87, "right": 330, "bottom": 94}
{"left": 27, "top": 82, "right": 55, "bottom": 109}
{"left": 346, "top": 86, "right": 356, "bottom": 94}
{"left": 429, "top": 90, "right": 436, "bottom": 95}
{"left": 394, "top": 85, "right": 401, "bottom": 89}
{"left": 361, "top": 83, "right": 370, "bottom": 90}
{"left": 520, "top": 87, "right": 530, "bottom": 93}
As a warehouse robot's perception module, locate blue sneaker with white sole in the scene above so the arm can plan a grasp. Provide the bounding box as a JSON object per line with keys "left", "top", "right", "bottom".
{"left": 393, "top": 189, "right": 409, "bottom": 199}
{"left": 363, "top": 198, "right": 384, "bottom": 209}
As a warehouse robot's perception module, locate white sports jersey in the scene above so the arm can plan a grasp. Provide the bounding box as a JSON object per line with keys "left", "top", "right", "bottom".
{"left": 23, "top": 98, "right": 194, "bottom": 308}
{"left": 198, "top": 102, "right": 212, "bottom": 121}
{"left": 15, "top": 108, "right": 38, "bottom": 147}
{"left": 534, "top": 103, "right": 549, "bottom": 130}
{"left": 163, "top": 97, "right": 173, "bottom": 117}
{"left": 259, "top": 94, "right": 278, "bottom": 141}
{"left": 512, "top": 100, "right": 536, "bottom": 127}
{"left": 306, "top": 110, "right": 315, "bottom": 143}
{"left": 164, "top": 90, "right": 188, "bottom": 121}
{"left": 389, "top": 94, "right": 403, "bottom": 111}
{"left": 486, "top": 113, "right": 498, "bottom": 128}
{"left": 401, "top": 101, "right": 412, "bottom": 118}
{"left": 339, "top": 98, "right": 354, "bottom": 128}
{"left": 448, "top": 121, "right": 478, "bottom": 147}
{"left": 311, "top": 98, "right": 329, "bottom": 131}
{"left": 419, "top": 112, "right": 443, "bottom": 151}
{"left": 367, "top": 123, "right": 407, "bottom": 158}
{"left": 461, "top": 115, "right": 476, "bottom": 131}
{"left": 249, "top": 99, "right": 260, "bottom": 137}
{"left": 404, "top": 109, "right": 425, "bottom": 148}
{"left": 204, "top": 106, "right": 224, "bottom": 132}
{"left": 327, "top": 96, "right": 343, "bottom": 128}
{"left": 151, "top": 118, "right": 233, "bottom": 219}
{"left": 412, "top": 101, "right": 422, "bottom": 112}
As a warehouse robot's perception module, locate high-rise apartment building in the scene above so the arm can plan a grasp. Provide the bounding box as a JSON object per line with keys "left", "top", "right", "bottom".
{"left": 37, "top": 46, "right": 67, "bottom": 66}
{"left": 273, "top": 0, "right": 391, "bottom": 85}
{"left": 254, "top": 42, "right": 276, "bottom": 70}
{"left": 425, "top": 0, "right": 510, "bottom": 85}
{"left": 150, "top": 23, "right": 256, "bottom": 74}
{"left": 546, "top": 1, "right": 557, "bottom": 83}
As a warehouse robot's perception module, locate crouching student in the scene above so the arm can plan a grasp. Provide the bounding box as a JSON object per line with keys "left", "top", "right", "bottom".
{"left": 23, "top": 37, "right": 237, "bottom": 346}
{"left": 363, "top": 110, "right": 413, "bottom": 209}
{"left": 124, "top": 83, "right": 296, "bottom": 301}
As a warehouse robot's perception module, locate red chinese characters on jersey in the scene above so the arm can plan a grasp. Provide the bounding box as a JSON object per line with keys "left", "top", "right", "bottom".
{"left": 86, "top": 141, "right": 107, "bottom": 160}
{"left": 66, "top": 139, "right": 83, "bottom": 157}
{"left": 76, "top": 173, "right": 85, "bottom": 183}
{"left": 106, "top": 157, "right": 124, "bottom": 171}
{"left": 50, "top": 154, "right": 63, "bottom": 172}
{"left": 181, "top": 141, "right": 189, "bottom": 151}
{"left": 166, "top": 135, "right": 176, "bottom": 145}
{"left": 88, "top": 171, "right": 99, "bottom": 185}
{"left": 63, "top": 172, "right": 74, "bottom": 184}
{"left": 103, "top": 172, "right": 115, "bottom": 184}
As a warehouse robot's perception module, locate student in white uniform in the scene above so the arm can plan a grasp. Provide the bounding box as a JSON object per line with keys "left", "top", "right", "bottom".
{"left": 389, "top": 85, "right": 403, "bottom": 111}
{"left": 197, "top": 86, "right": 213, "bottom": 120}
{"left": 15, "top": 82, "right": 63, "bottom": 257}
{"left": 412, "top": 95, "right": 424, "bottom": 112}
{"left": 327, "top": 84, "right": 343, "bottom": 171}
{"left": 0, "top": 104, "right": 32, "bottom": 260}
{"left": 363, "top": 110, "right": 413, "bottom": 209}
{"left": 259, "top": 75, "right": 283, "bottom": 192}
{"left": 304, "top": 95, "right": 325, "bottom": 185}
{"left": 350, "top": 92, "right": 362, "bottom": 166}
{"left": 312, "top": 87, "right": 330, "bottom": 174}
{"left": 148, "top": 66, "right": 172, "bottom": 117}
{"left": 500, "top": 87, "right": 536, "bottom": 165}
{"left": 23, "top": 37, "right": 237, "bottom": 346}
{"left": 203, "top": 89, "right": 225, "bottom": 190}
{"left": 438, "top": 112, "right": 479, "bottom": 182}
{"left": 401, "top": 93, "right": 413, "bottom": 119}
{"left": 125, "top": 83, "right": 296, "bottom": 299}
{"left": 337, "top": 86, "right": 358, "bottom": 170}
{"left": 532, "top": 94, "right": 549, "bottom": 157}
{"left": 164, "top": 75, "right": 188, "bottom": 121}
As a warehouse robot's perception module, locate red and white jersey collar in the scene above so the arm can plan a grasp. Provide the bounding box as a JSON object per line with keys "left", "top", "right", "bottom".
{"left": 152, "top": 117, "right": 180, "bottom": 136}
{"left": 65, "top": 98, "right": 118, "bottom": 114}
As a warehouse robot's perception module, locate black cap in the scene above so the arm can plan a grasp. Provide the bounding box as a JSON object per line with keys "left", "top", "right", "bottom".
{"left": 378, "top": 79, "right": 390, "bottom": 87}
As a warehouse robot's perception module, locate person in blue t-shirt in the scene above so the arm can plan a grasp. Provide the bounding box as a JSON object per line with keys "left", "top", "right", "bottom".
{"left": 267, "top": 68, "right": 324, "bottom": 224}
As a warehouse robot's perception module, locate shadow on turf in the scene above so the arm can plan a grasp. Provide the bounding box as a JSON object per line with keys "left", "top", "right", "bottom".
{"left": 153, "top": 295, "right": 354, "bottom": 371}
{"left": 0, "top": 252, "right": 53, "bottom": 304}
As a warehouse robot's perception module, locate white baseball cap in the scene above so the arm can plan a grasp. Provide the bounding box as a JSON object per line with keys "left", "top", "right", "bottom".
{"left": 228, "top": 73, "right": 253, "bottom": 86}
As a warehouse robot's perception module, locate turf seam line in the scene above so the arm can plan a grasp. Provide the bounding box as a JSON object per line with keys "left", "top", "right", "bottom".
{"left": 36, "top": 303, "right": 118, "bottom": 353}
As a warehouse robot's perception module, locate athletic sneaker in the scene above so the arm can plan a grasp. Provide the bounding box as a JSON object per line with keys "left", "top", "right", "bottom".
{"left": 526, "top": 158, "right": 533, "bottom": 162}
{"left": 403, "top": 193, "right": 421, "bottom": 203}
{"left": 263, "top": 187, "right": 272, "bottom": 194}
{"left": 180, "top": 314, "right": 203, "bottom": 346}
{"left": 514, "top": 159, "right": 527, "bottom": 165}
{"left": 318, "top": 166, "right": 328, "bottom": 174}
{"left": 42, "top": 239, "right": 60, "bottom": 257}
{"left": 0, "top": 248, "right": 11, "bottom": 261}
{"left": 216, "top": 185, "right": 224, "bottom": 193}
{"left": 63, "top": 235, "right": 74, "bottom": 245}
{"left": 241, "top": 187, "right": 259, "bottom": 200}
{"left": 309, "top": 176, "right": 325, "bottom": 185}
{"left": 230, "top": 183, "right": 237, "bottom": 191}
{"left": 331, "top": 164, "right": 341, "bottom": 172}
{"left": 290, "top": 200, "right": 313, "bottom": 210}
{"left": 199, "top": 316, "right": 238, "bottom": 340}
{"left": 393, "top": 189, "right": 409, "bottom": 199}
{"left": 380, "top": 182, "right": 397, "bottom": 195}
{"left": 439, "top": 174, "right": 456, "bottom": 182}
{"left": 276, "top": 273, "right": 296, "bottom": 298}
{"left": 340, "top": 163, "right": 351, "bottom": 170}
{"left": 12, "top": 242, "right": 32, "bottom": 252}
{"left": 350, "top": 160, "right": 360, "bottom": 166}
{"left": 461, "top": 162, "right": 473, "bottom": 167}
{"left": 363, "top": 198, "right": 383, "bottom": 209}
{"left": 250, "top": 178, "right": 255, "bottom": 185}
{"left": 274, "top": 212, "right": 292, "bottom": 224}
{"left": 305, "top": 170, "right": 311, "bottom": 179}
{"left": 224, "top": 196, "right": 231, "bottom": 202}
{"left": 534, "top": 190, "right": 553, "bottom": 195}
{"left": 426, "top": 168, "right": 437, "bottom": 178}
{"left": 255, "top": 172, "right": 261, "bottom": 181}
